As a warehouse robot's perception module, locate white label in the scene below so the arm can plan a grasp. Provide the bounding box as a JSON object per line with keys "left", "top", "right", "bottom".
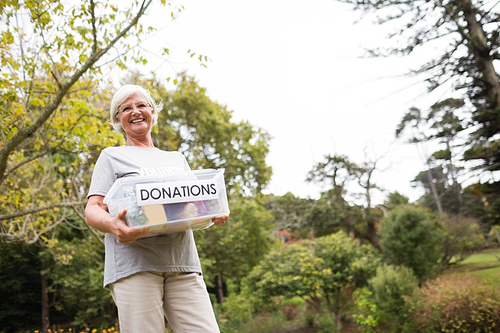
{"left": 136, "top": 179, "right": 218, "bottom": 206}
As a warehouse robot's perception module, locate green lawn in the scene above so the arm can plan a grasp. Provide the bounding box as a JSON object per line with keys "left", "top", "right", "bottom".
{"left": 448, "top": 248, "right": 500, "bottom": 286}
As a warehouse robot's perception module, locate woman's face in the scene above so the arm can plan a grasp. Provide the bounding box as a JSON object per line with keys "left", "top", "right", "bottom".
{"left": 116, "top": 92, "right": 153, "bottom": 137}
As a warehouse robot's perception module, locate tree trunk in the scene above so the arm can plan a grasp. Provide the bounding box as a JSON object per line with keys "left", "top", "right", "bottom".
{"left": 426, "top": 167, "right": 444, "bottom": 215}
{"left": 215, "top": 274, "right": 224, "bottom": 304}
{"left": 457, "top": 0, "right": 500, "bottom": 112}
{"left": 41, "top": 261, "right": 50, "bottom": 333}
{"left": 366, "top": 221, "right": 379, "bottom": 248}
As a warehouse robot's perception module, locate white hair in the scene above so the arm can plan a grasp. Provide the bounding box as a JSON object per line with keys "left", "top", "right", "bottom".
{"left": 109, "top": 84, "right": 163, "bottom": 133}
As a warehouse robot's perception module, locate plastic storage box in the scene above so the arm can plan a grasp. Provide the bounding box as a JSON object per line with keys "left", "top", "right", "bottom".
{"left": 103, "top": 169, "right": 229, "bottom": 238}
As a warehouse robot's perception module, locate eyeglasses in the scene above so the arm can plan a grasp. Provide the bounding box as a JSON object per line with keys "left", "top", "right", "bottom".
{"left": 116, "top": 102, "right": 151, "bottom": 116}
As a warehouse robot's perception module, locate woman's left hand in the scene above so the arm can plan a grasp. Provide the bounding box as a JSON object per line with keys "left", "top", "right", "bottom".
{"left": 212, "top": 214, "right": 229, "bottom": 226}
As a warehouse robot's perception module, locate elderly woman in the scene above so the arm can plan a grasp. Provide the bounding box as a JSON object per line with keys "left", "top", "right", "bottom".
{"left": 84, "top": 84, "right": 228, "bottom": 333}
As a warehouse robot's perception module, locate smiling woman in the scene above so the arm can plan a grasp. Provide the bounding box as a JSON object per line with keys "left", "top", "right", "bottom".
{"left": 84, "top": 84, "right": 229, "bottom": 333}
{"left": 107, "top": 85, "right": 161, "bottom": 147}
{"left": 116, "top": 93, "right": 155, "bottom": 146}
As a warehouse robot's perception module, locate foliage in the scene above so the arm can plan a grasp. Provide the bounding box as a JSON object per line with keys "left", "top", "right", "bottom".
{"left": 316, "top": 312, "right": 339, "bottom": 333}
{"left": 41, "top": 235, "right": 114, "bottom": 329}
{"left": 379, "top": 205, "right": 444, "bottom": 283}
{"left": 383, "top": 191, "right": 409, "bottom": 211}
{"left": 219, "top": 311, "right": 288, "bottom": 333}
{"left": 368, "top": 264, "right": 419, "bottom": 332}
{"left": 396, "top": 99, "right": 467, "bottom": 215}
{"left": 407, "top": 273, "right": 500, "bottom": 333}
{"left": 220, "top": 288, "right": 254, "bottom": 325}
{"left": 439, "top": 214, "right": 486, "bottom": 266}
{"left": 246, "top": 231, "right": 380, "bottom": 329}
{"left": 264, "top": 193, "right": 314, "bottom": 239}
{"left": 352, "top": 288, "right": 380, "bottom": 333}
{"left": 0, "top": 0, "right": 166, "bottom": 243}
{"left": 341, "top": 0, "right": 500, "bottom": 220}
{"left": 0, "top": 242, "right": 41, "bottom": 332}
{"left": 306, "top": 154, "right": 383, "bottom": 246}
{"left": 306, "top": 189, "right": 365, "bottom": 238}
{"left": 196, "top": 196, "right": 274, "bottom": 296}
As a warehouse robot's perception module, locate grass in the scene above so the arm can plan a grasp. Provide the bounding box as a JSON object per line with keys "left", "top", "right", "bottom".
{"left": 448, "top": 247, "right": 500, "bottom": 286}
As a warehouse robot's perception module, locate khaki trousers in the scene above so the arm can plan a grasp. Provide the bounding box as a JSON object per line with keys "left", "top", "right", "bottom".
{"left": 110, "top": 271, "right": 220, "bottom": 333}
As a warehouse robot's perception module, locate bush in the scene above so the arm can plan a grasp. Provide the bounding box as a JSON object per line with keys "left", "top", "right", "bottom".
{"left": 440, "top": 214, "right": 486, "bottom": 266}
{"left": 379, "top": 205, "right": 444, "bottom": 283}
{"left": 369, "top": 264, "right": 418, "bottom": 331}
{"left": 407, "top": 273, "right": 500, "bottom": 332}
{"left": 317, "top": 312, "right": 339, "bottom": 333}
{"left": 353, "top": 288, "right": 380, "bottom": 333}
{"left": 245, "top": 231, "right": 380, "bottom": 329}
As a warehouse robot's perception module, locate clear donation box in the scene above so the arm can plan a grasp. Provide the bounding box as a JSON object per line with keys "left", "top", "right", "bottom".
{"left": 103, "top": 169, "right": 229, "bottom": 238}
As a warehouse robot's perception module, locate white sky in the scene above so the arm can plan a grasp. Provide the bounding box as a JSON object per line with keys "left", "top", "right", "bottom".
{"left": 127, "top": 0, "right": 455, "bottom": 205}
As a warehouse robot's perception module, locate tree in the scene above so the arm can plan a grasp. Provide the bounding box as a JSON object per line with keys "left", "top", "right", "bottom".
{"left": 306, "top": 189, "right": 365, "bottom": 238}
{"left": 246, "top": 232, "right": 380, "bottom": 330}
{"left": 196, "top": 196, "right": 274, "bottom": 304}
{"left": 0, "top": 242, "right": 41, "bottom": 332}
{"left": 0, "top": 0, "right": 172, "bottom": 239}
{"left": 264, "top": 192, "right": 314, "bottom": 239}
{"left": 379, "top": 205, "right": 444, "bottom": 283}
{"left": 306, "top": 154, "right": 383, "bottom": 246}
{"left": 396, "top": 99, "right": 468, "bottom": 214}
{"left": 339, "top": 0, "right": 500, "bottom": 213}
{"left": 439, "top": 214, "right": 485, "bottom": 266}
{"left": 383, "top": 191, "right": 409, "bottom": 211}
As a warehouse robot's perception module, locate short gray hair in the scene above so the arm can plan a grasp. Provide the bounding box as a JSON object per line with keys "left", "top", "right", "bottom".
{"left": 109, "top": 84, "right": 163, "bottom": 133}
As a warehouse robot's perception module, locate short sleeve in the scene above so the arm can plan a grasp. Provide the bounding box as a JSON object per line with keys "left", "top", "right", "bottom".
{"left": 87, "top": 150, "right": 117, "bottom": 198}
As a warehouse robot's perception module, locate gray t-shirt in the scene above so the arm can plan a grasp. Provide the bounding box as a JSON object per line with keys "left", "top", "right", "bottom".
{"left": 87, "top": 146, "right": 202, "bottom": 287}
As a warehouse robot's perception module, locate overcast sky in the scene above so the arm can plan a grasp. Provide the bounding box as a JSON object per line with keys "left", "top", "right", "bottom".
{"left": 123, "top": 0, "right": 454, "bottom": 205}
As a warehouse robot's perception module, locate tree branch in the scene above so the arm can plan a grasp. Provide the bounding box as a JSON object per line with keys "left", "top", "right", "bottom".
{"left": 0, "top": 201, "right": 87, "bottom": 221}
{"left": 0, "top": 0, "right": 153, "bottom": 186}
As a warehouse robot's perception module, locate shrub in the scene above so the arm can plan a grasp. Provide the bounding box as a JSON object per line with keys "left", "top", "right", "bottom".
{"left": 220, "top": 289, "right": 254, "bottom": 324}
{"left": 369, "top": 264, "right": 418, "bottom": 331}
{"left": 245, "top": 231, "right": 380, "bottom": 330}
{"left": 407, "top": 273, "right": 500, "bottom": 332}
{"left": 317, "top": 312, "right": 339, "bottom": 333}
{"left": 379, "top": 205, "right": 444, "bottom": 283}
{"left": 352, "top": 288, "right": 380, "bottom": 333}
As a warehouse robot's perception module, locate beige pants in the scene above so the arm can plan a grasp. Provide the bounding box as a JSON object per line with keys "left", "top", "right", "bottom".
{"left": 110, "top": 271, "right": 220, "bottom": 333}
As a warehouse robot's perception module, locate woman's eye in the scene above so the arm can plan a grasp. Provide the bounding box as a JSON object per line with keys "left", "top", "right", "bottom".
{"left": 138, "top": 104, "right": 147, "bottom": 109}
{"left": 123, "top": 106, "right": 132, "bottom": 112}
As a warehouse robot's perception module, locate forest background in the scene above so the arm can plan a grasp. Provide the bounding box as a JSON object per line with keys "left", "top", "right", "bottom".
{"left": 1, "top": 0, "right": 500, "bottom": 332}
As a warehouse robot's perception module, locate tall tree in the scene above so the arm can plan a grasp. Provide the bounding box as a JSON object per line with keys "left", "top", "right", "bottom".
{"left": 379, "top": 205, "right": 444, "bottom": 283}
{"left": 339, "top": 0, "right": 500, "bottom": 204}
{"left": 396, "top": 99, "right": 467, "bottom": 214}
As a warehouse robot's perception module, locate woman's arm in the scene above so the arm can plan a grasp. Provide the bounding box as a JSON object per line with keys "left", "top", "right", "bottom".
{"left": 85, "top": 195, "right": 148, "bottom": 244}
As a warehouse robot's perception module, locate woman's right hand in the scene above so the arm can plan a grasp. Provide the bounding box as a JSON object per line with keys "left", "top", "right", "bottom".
{"left": 110, "top": 210, "right": 149, "bottom": 244}
{"left": 85, "top": 196, "right": 148, "bottom": 244}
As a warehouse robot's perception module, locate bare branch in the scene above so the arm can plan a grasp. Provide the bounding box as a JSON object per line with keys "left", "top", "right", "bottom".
{"left": 0, "top": 201, "right": 87, "bottom": 221}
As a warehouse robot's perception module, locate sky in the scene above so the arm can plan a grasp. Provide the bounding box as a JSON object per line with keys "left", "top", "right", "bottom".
{"left": 126, "top": 0, "right": 451, "bottom": 205}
